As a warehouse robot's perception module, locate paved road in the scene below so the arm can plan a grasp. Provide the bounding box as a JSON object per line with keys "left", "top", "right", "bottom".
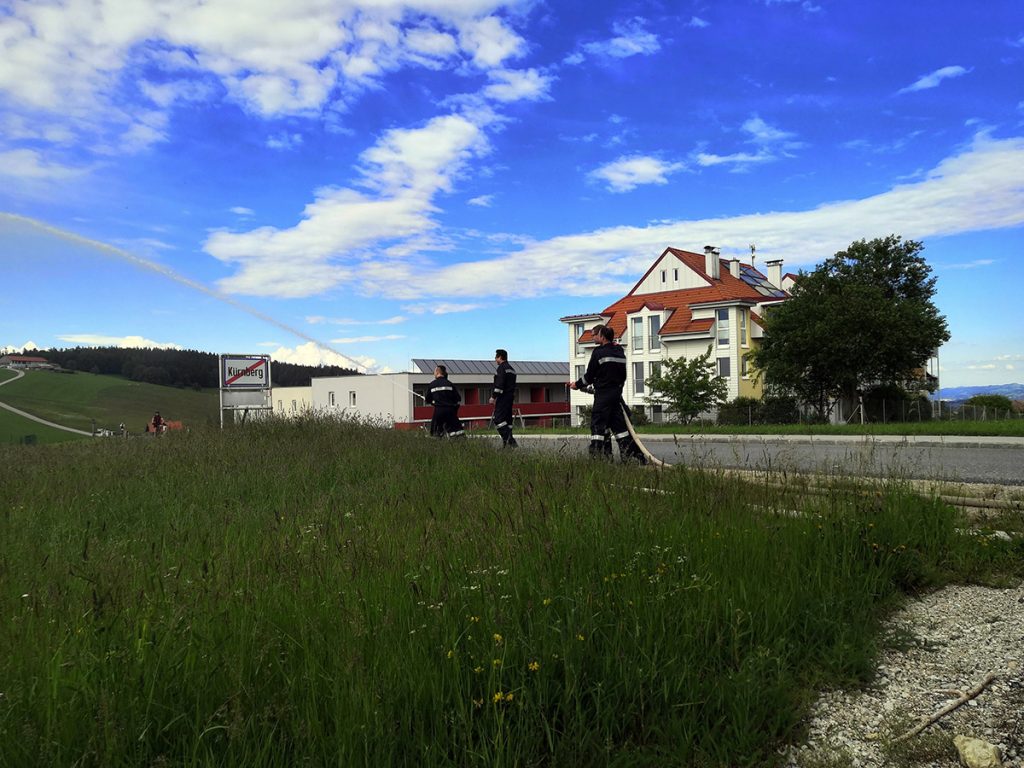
{"left": 515, "top": 434, "right": 1024, "bottom": 486}
{"left": 0, "top": 369, "right": 94, "bottom": 436}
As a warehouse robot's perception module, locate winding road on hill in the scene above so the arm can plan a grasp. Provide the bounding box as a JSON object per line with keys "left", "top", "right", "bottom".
{"left": 0, "top": 369, "right": 94, "bottom": 436}
{"left": 518, "top": 433, "right": 1024, "bottom": 486}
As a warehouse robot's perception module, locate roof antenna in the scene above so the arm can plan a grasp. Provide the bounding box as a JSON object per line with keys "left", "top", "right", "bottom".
{"left": 749, "top": 243, "right": 756, "bottom": 264}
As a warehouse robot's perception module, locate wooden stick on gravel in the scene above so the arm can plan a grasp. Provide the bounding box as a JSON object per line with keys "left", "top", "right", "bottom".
{"left": 892, "top": 672, "right": 998, "bottom": 743}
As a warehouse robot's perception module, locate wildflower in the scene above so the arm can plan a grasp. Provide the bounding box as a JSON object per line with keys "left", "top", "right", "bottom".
{"left": 493, "top": 633, "right": 503, "bottom": 645}
{"left": 447, "top": 650, "right": 455, "bottom": 659}
{"left": 469, "top": 615, "right": 480, "bottom": 623}
{"left": 576, "top": 633, "right": 585, "bottom": 642}
{"left": 473, "top": 666, "right": 483, "bottom": 674}
{"left": 528, "top": 661, "right": 540, "bottom": 672}
{"left": 505, "top": 692, "right": 514, "bottom": 702}
{"left": 493, "top": 691, "right": 505, "bottom": 704}
{"left": 542, "top": 598, "right": 552, "bottom": 606}
{"left": 492, "top": 659, "right": 502, "bottom": 667}
{"left": 473, "top": 698, "right": 483, "bottom": 709}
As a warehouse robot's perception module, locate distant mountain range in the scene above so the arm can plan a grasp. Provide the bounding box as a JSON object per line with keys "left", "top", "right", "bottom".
{"left": 938, "top": 383, "right": 1024, "bottom": 401}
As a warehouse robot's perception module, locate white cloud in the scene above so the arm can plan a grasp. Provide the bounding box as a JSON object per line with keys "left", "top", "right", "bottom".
{"left": 266, "top": 132, "right": 303, "bottom": 151}
{"left": 0, "top": 149, "right": 85, "bottom": 181}
{"left": 589, "top": 155, "right": 686, "bottom": 192}
{"left": 944, "top": 259, "right": 995, "bottom": 270}
{"left": 56, "top": 334, "right": 183, "bottom": 349}
{"left": 688, "top": 16, "right": 709, "bottom": 28}
{"left": 582, "top": 18, "right": 660, "bottom": 59}
{"left": 2, "top": 341, "right": 39, "bottom": 354}
{"left": 482, "top": 68, "right": 553, "bottom": 102}
{"left": 0, "top": 0, "right": 528, "bottom": 157}
{"left": 206, "top": 111, "right": 492, "bottom": 297}
{"left": 404, "top": 302, "right": 485, "bottom": 314}
{"left": 330, "top": 334, "right": 406, "bottom": 344}
{"left": 307, "top": 315, "right": 406, "bottom": 326}
{"left": 230, "top": 206, "right": 255, "bottom": 216}
{"left": 377, "top": 133, "right": 1024, "bottom": 300}
{"left": 695, "top": 150, "right": 773, "bottom": 169}
{"left": 468, "top": 194, "right": 494, "bottom": 207}
{"left": 898, "top": 65, "right": 970, "bottom": 94}
{"left": 268, "top": 341, "right": 371, "bottom": 371}
{"left": 694, "top": 115, "right": 802, "bottom": 171}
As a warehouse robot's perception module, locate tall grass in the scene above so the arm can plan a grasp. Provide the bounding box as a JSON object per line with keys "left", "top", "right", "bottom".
{"left": 1, "top": 419, "right": 1019, "bottom": 767}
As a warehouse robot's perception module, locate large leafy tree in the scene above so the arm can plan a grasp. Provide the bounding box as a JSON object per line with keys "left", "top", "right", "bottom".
{"left": 749, "top": 235, "right": 950, "bottom": 419}
{"left": 645, "top": 345, "right": 727, "bottom": 423}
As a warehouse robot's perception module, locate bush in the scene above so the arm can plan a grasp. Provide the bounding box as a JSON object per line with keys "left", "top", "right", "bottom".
{"left": 717, "top": 397, "right": 761, "bottom": 425}
{"left": 578, "top": 402, "right": 648, "bottom": 428}
{"left": 759, "top": 395, "right": 800, "bottom": 424}
{"left": 965, "top": 394, "right": 1014, "bottom": 412}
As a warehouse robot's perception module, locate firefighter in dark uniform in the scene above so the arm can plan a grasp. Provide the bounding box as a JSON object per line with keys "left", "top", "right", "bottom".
{"left": 570, "top": 325, "right": 646, "bottom": 463}
{"left": 489, "top": 349, "right": 518, "bottom": 448}
{"left": 425, "top": 365, "right": 465, "bottom": 438}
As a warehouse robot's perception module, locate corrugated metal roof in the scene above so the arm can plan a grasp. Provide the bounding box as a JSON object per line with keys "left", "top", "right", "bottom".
{"left": 412, "top": 359, "right": 569, "bottom": 376}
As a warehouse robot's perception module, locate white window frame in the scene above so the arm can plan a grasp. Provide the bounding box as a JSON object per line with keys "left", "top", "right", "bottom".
{"left": 633, "top": 361, "right": 644, "bottom": 394}
{"left": 349, "top": 391, "right": 356, "bottom": 407}
{"left": 717, "top": 308, "right": 730, "bottom": 347}
{"left": 631, "top": 316, "right": 643, "bottom": 351}
{"left": 740, "top": 310, "right": 748, "bottom": 347}
{"left": 649, "top": 315, "right": 661, "bottom": 350}
{"left": 717, "top": 357, "right": 731, "bottom": 378}
{"left": 329, "top": 391, "right": 336, "bottom": 407}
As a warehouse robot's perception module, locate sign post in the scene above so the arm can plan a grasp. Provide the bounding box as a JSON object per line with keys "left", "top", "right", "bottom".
{"left": 218, "top": 354, "right": 272, "bottom": 428}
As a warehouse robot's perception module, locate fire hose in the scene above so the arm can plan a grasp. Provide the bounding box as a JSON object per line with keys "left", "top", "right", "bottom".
{"left": 621, "top": 403, "right": 670, "bottom": 468}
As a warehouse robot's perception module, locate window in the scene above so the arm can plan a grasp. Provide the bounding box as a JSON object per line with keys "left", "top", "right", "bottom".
{"left": 651, "top": 404, "right": 663, "bottom": 423}
{"left": 631, "top": 317, "right": 643, "bottom": 351}
{"left": 673, "top": 268, "right": 678, "bottom": 281}
{"left": 661, "top": 270, "right": 666, "bottom": 283}
{"left": 741, "top": 356, "right": 749, "bottom": 378}
{"left": 649, "top": 315, "right": 661, "bottom": 350}
{"left": 717, "top": 357, "right": 731, "bottom": 378}
{"left": 574, "top": 322, "right": 584, "bottom": 356}
{"left": 574, "top": 364, "right": 584, "bottom": 382}
{"left": 329, "top": 391, "right": 336, "bottom": 407}
{"left": 349, "top": 391, "right": 356, "bottom": 407}
{"left": 717, "top": 308, "right": 730, "bottom": 347}
{"left": 290, "top": 399, "right": 297, "bottom": 413}
{"left": 739, "top": 309, "right": 748, "bottom": 347}
{"left": 633, "top": 361, "right": 644, "bottom": 394}
{"left": 650, "top": 361, "right": 662, "bottom": 379}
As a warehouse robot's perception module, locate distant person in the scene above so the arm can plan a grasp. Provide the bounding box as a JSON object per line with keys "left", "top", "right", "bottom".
{"left": 151, "top": 411, "right": 164, "bottom": 434}
{"left": 569, "top": 325, "right": 645, "bottom": 463}
{"left": 489, "top": 349, "right": 518, "bottom": 448}
{"left": 425, "top": 365, "right": 464, "bottom": 438}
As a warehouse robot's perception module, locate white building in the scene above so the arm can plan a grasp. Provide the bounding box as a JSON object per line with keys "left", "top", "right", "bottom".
{"left": 294, "top": 359, "right": 570, "bottom": 429}
{"left": 271, "top": 386, "right": 314, "bottom": 417}
{"left": 560, "top": 246, "right": 790, "bottom": 424}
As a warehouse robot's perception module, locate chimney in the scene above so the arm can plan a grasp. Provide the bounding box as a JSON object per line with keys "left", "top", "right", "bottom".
{"left": 704, "top": 245, "right": 720, "bottom": 280}
{"left": 765, "top": 259, "right": 783, "bottom": 288}
{"left": 729, "top": 258, "right": 741, "bottom": 278}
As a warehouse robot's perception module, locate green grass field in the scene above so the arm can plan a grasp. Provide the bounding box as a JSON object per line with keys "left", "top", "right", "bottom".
{"left": 1, "top": 418, "right": 1020, "bottom": 767}
{"left": 0, "top": 369, "right": 219, "bottom": 439}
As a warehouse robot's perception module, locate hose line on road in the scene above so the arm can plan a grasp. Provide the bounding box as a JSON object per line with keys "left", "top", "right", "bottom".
{"left": 622, "top": 404, "right": 670, "bottom": 468}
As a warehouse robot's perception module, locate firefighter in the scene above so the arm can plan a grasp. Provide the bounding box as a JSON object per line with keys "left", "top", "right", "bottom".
{"left": 425, "top": 365, "right": 464, "bottom": 438}
{"left": 489, "top": 349, "right": 518, "bottom": 448}
{"left": 569, "top": 325, "right": 646, "bottom": 463}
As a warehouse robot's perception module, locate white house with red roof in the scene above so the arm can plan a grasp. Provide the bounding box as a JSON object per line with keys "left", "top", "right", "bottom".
{"left": 560, "top": 246, "right": 790, "bottom": 423}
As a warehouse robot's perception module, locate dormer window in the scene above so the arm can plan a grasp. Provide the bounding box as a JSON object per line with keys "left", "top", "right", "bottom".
{"left": 661, "top": 270, "right": 667, "bottom": 283}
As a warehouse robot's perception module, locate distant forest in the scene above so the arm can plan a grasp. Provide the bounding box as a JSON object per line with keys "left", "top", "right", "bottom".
{"left": 39, "top": 347, "right": 360, "bottom": 389}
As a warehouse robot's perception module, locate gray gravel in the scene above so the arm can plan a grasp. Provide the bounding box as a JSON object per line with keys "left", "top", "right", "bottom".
{"left": 785, "top": 582, "right": 1024, "bottom": 767}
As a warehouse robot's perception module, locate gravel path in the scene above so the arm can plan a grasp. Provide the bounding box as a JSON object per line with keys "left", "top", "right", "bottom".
{"left": 786, "top": 582, "right": 1024, "bottom": 767}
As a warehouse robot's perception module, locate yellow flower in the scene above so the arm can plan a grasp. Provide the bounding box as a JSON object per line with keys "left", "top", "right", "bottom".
{"left": 446, "top": 649, "right": 454, "bottom": 659}
{"left": 542, "top": 598, "right": 552, "bottom": 606}
{"left": 492, "top": 659, "right": 502, "bottom": 667}
{"left": 576, "top": 633, "right": 585, "bottom": 642}
{"left": 469, "top": 615, "right": 480, "bottom": 623}
{"left": 528, "top": 661, "right": 540, "bottom": 672}
{"left": 493, "top": 633, "right": 503, "bottom": 645}
{"left": 504, "top": 692, "right": 514, "bottom": 702}
{"left": 473, "top": 666, "right": 483, "bottom": 674}
{"left": 493, "top": 691, "right": 504, "bottom": 704}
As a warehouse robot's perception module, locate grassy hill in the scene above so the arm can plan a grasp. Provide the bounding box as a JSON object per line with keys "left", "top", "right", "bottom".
{"left": 0, "top": 369, "right": 219, "bottom": 442}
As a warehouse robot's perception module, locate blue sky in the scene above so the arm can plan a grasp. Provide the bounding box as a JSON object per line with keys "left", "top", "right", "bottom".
{"left": 1, "top": 0, "right": 1021, "bottom": 388}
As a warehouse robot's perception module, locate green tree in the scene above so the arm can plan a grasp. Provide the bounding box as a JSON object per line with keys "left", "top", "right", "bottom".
{"left": 749, "top": 235, "right": 950, "bottom": 420}
{"left": 964, "top": 394, "right": 1013, "bottom": 412}
{"left": 645, "top": 346, "right": 727, "bottom": 423}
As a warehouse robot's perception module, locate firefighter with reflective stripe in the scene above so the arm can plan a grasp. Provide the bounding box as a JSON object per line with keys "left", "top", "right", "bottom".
{"left": 570, "top": 325, "right": 645, "bottom": 463}
{"left": 489, "top": 348, "right": 518, "bottom": 448}
{"left": 425, "top": 365, "right": 465, "bottom": 438}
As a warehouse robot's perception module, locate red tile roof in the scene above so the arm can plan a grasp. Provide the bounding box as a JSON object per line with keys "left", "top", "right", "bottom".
{"left": 576, "top": 248, "right": 774, "bottom": 342}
